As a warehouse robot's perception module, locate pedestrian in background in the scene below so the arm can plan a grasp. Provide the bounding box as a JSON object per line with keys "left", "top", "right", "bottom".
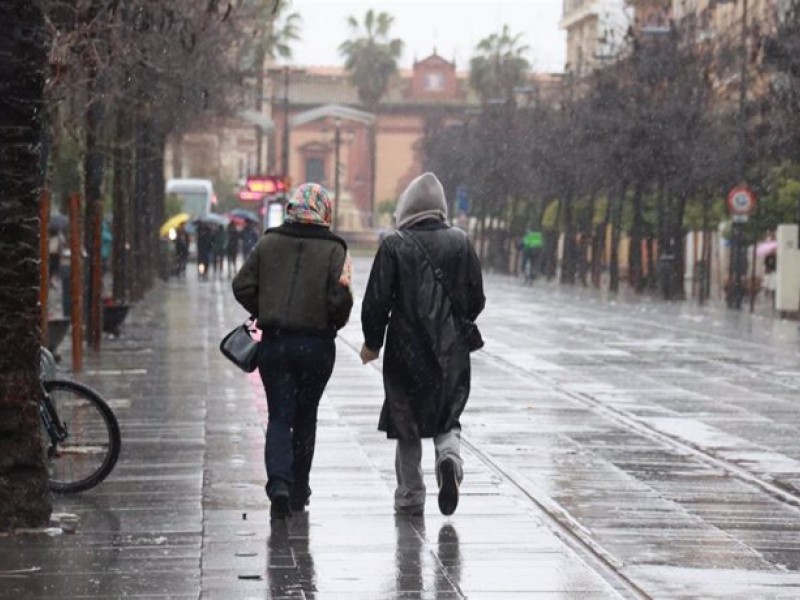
{"left": 197, "top": 223, "right": 212, "bottom": 280}
{"left": 174, "top": 223, "right": 189, "bottom": 278}
{"left": 225, "top": 221, "right": 240, "bottom": 276}
{"left": 240, "top": 221, "right": 259, "bottom": 260}
{"left": 48, "top": 224, "right": 64, "bottom": 287}
{"left": 212, "top": 224, "right": 226, "bottom": 277}
{"left": 361, "top": 172, "right": 485, "bottom": 517}
{"left": 233, "top": 183, "right": 353, "bottom": 520}
{"left": 764, "top": 250, "right": 777, "bottom": 301}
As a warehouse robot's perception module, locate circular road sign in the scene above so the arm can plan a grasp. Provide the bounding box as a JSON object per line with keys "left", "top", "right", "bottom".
{"left": 728, "top": 186, "right": 757, "bottom": 216}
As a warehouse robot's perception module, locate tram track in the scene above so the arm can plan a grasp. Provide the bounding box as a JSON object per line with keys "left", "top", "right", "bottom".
{"left": 339, "top": 325, "right": 800, "bottom": 599}
{"left": 343, "top": 269, "right": 800, "bottom": 598}
{"left": 338, "top": 333, "right": 652, "bottom": 600}
{"left": 483, "top": 280, "right": 800, "bottom": 508}
{"left": 465, "top": 343, "right": 800, "bottom": 598}
{"left": 459, "top": 432, "right": 653, "bottom": 600}
{"left": 479, "top": 347, "right": 800, "bottom": 512}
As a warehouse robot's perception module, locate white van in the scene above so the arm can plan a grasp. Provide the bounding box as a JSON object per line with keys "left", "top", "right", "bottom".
{"left": 166, "top": 179, "right": 216, "bottom": 218}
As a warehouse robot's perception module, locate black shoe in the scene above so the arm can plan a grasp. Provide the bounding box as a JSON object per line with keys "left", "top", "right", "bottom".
{"left": 289, "top": 496, "right": 309, "bottom": 512}
{"left": 270, "top": 494, "right": 291, "bottom": 520}
{"left": 437, "top": 458, "right": 459, "bottom": 516}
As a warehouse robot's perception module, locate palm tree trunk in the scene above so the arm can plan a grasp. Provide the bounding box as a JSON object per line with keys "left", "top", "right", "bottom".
{"left": 0, "top": 0, "right": 53, "bottom": 531}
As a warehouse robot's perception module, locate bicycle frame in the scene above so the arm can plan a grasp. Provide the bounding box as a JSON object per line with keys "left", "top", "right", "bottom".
{"left": 39, "top": 381, "right": 68, "bottom": 449}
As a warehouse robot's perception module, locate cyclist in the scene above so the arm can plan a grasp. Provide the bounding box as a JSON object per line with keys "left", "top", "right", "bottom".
{"left": 520, "top": 229, "right": 542, "bottom": 284}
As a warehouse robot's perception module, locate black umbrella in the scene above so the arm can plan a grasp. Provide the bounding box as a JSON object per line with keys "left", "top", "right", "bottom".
{"left": 229, "top": 209, "right": 260, "bottom": 223}
{"left": 49, "top": 213, "right": 68, "bottom": 232}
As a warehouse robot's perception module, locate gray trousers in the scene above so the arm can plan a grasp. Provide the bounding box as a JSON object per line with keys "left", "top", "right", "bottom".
{"left": 394, "top": 428, "right": 463, "bottom": 509}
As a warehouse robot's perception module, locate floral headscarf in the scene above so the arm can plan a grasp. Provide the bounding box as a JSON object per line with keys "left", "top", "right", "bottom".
{"left": 285, "top": 183, "right": 332, "bottom": 227}
{"left": 284, "top": 182, "right": 351, "bottom": 288}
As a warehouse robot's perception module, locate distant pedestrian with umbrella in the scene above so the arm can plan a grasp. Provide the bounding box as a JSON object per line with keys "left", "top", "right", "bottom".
{"left": 209, "top": 224, "right": 223, "bottom": 277}
{"left": 174, "top": 223, "right": 189, "bottom": 278}
{"left": 48, "top": 222, "right": 65, "bottom": 287}
{"left": 230, "top": 208, "right": 260, "bottom": 224}
{"left": 225, "top": 221, "right": 240, "bottom": 276}
{"left": 240, "top": 220, "right": 259, "bottom": 259}
{"left": 197, "top": 222, "right": 213, "bottom": 280}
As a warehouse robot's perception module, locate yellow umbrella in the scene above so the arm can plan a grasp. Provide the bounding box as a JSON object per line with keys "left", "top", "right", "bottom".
{"left": 159, "top": 213, "right": 190, "bottom": 238}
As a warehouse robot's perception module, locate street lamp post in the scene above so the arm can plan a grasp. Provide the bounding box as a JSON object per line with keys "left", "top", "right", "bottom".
{"left": 281, "top": 65, "right": 290, "bottom": 181}
{"left": 333, "top": 117, "right": 342, "bottom": 231}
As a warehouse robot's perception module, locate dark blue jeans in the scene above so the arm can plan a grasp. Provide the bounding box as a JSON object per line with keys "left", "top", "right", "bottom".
{"left": 258, "top": 331, "right": 335, "bottom": 501}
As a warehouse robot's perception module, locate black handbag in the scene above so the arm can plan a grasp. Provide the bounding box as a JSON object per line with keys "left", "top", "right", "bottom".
{"left": 220, "top": 321, "right": 259, "bottom": 372}
{"left": 397, "top": 230, "right": 484, "bottom": 352}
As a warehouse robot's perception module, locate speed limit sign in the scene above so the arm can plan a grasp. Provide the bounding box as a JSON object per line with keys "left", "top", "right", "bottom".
{"left": 728, "top": 186, "right": 757, "bottom": 217}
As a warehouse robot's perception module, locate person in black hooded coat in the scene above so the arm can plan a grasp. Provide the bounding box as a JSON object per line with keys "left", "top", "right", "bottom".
{"left": 361, "top": 172, "right": 485, "bottom": 516}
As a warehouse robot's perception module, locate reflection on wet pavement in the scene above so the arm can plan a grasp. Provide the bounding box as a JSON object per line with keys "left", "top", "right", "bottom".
{"left": 6, "top": 261, "right": 800, "bottom": 598}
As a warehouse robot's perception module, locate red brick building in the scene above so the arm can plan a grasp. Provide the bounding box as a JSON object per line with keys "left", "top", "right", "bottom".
{"left": 271, "top": 53, "right": 480, "bottom": 229}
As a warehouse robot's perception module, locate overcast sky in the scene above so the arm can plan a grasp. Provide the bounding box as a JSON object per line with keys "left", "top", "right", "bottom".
{"left": 286, "top": 0, "right": 566, "bottom": 73}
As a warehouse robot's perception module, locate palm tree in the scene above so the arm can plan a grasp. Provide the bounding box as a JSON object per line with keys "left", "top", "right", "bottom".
{"left": 469, "top": 25, "right": 531, "bottom": 103}
{"left": 265, "top": 6, "right": 302, "bottom": 61}
{"left": 339, "top": 9, "right": 404, "bottom": 227}
{"left": 0, "top": 0, "right": 52, "bottom": 531}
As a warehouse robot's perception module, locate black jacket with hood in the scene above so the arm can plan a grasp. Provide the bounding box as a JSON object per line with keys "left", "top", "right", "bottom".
{"left": 362, "top": 173, "right": 485, "bottom": 440}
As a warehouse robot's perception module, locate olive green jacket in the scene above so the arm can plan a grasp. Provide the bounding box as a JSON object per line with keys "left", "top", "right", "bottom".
{"left": 232, "top": 223, "right": 352, "bottom": 337}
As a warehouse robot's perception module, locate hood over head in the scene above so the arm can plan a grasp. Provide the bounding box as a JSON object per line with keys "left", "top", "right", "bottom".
{"left": 285, "top": 183, "right": 332, "bottom": 227}
{"left": 395, "top": 172, "right": 447, "bottom": 229}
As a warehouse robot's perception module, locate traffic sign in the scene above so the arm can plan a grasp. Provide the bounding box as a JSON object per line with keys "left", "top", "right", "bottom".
{"left": 728, "top": 186, "right": 757, "bottom": 216}
{"left": 456, "top": 187, "right": 469, "bottom": 213}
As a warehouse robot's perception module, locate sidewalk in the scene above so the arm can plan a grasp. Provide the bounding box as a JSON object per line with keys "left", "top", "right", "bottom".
{"left": 0, "top": 273, "right": 624, "bottom": 599}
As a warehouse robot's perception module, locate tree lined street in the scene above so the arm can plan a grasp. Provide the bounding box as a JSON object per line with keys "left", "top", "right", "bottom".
{"left": 4, "top": 1, "right": 800, "bottom": 596}
{"left": 2, "top": 262, "right": 800, "bottom": 597}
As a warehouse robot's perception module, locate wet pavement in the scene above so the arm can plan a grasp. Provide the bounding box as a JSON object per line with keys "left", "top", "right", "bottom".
{"left": 2, "top": 258, "right": 800, "bottom": 598}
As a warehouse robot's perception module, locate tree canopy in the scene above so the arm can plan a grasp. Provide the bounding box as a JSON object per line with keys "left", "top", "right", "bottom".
{"left": 469, "top": 25, "right": 530, "bottom": 102}
{"left": 338, "top": 9, "right": 404, "bottom": 108}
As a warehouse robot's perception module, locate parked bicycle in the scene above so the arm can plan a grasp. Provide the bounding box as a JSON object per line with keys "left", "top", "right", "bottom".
{"left": 39, "top": 349, "right": 121, "bottom": 492}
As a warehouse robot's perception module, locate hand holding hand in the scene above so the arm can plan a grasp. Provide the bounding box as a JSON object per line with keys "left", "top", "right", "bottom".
{"left": 360, "top": 344, "right": 380, "bottom": 364}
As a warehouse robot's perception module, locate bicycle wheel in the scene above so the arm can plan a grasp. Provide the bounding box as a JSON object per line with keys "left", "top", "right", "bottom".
{"left": 43, "top": 379, "right": 121, "bottom": 493}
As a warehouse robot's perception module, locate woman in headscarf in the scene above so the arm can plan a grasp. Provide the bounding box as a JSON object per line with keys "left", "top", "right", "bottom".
{"left": 361, "top": 172, "right": 485, "bottom": 517}
{"left": 233, "top": 183, "right": 353, "bottom": 520}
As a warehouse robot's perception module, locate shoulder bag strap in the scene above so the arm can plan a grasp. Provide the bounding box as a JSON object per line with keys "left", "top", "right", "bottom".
{"left": 396, "top": 230, "right": 466, "bottom": 319}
